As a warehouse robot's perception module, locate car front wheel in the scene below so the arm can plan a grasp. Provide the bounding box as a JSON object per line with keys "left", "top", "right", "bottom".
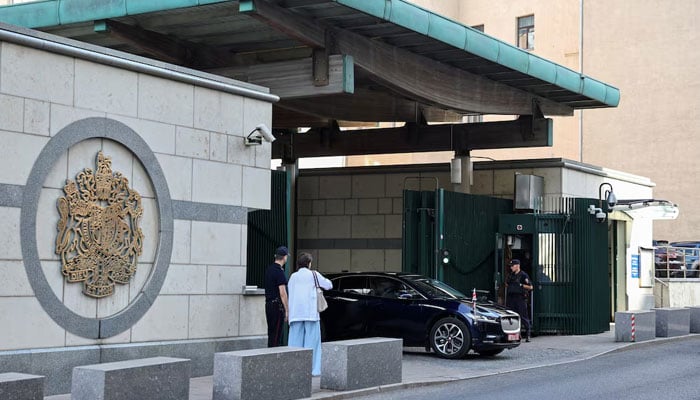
{"left": 429, "top": 317, "right": 471, "bottom": 359}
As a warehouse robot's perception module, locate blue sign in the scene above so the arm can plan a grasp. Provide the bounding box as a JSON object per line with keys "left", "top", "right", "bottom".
{"left": 631, "top": 254, "right": 640, "bottom": 278}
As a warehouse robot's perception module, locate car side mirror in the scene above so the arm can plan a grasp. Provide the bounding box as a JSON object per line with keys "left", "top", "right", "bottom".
{"left": 398, "top": 291, "right": 415, "bottom": 300}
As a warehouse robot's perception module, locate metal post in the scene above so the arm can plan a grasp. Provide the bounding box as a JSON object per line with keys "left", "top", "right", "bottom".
{"left": 435, "top": 188, "right": 445, "bottom": 281}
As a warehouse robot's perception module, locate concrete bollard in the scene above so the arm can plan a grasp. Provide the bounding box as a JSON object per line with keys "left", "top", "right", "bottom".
{"left": 321, "top": 338, "right": 402, "bottom": 391}
{"left": 615, "top": 311, "right": 655, "bottom": 342}
{"left": 71, "top": 357, "right": 190, "bottom": 400}
{"left": 687, "top": 306, "right": 700, "bottom": 333}
{"left": 0, "top": 372, "right": 44, "bottom": 400}
{"left": 213, "top": 347, "right": 312, "bottom": 400}
{"left": 652, "top": 307, "right": 690, "bottom": 337}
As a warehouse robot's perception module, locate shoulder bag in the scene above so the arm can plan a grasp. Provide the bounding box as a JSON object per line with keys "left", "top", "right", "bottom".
{"left": 312, "top": 271, "right": 328, "bottom": 312}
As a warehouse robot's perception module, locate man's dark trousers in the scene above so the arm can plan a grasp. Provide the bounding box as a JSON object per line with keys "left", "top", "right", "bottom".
{"left": 507, "top": 295, "right": 531, "bottom": 338}
{"left": 265, "top": 300, "right": 285, "bottom": 347}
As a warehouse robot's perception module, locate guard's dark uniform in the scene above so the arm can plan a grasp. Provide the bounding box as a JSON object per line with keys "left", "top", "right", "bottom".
{"left": 264, "top": 262, "right": 287, "bottom": 347}
{"left": 506, "top": 269, "right": 532, "bottom": 340}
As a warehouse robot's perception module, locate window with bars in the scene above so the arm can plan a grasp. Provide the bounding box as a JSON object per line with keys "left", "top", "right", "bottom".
{"left": 517, "top": 15, "right": 535, "bottom": 50}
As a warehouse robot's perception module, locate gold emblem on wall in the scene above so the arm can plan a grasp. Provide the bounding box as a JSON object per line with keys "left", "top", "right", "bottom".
{"left": 56, "top": 151, "right": 144, "bottom": 298}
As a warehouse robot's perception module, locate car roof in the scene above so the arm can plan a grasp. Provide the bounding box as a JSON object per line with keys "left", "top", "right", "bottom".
{"left": 670, "top": 241, "right": 700, "bottom": 247}
{"left": 326, "top": 272, "right": 425, "bottom": 279}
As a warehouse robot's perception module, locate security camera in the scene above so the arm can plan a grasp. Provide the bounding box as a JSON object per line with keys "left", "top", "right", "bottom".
{"left": 595, "top": 210, "right": 607, "bottom": 223}
{"left": 606, "top": 191, "right": 617, "bottom": 210}
{"left": 255, "top": 123, "right": 275, "bottom": 143}
{"left": 244, "top": 123, "right": 275, "bottom": 146}
{"left": 588, "top": 205, "right": 608, "bottom": 223}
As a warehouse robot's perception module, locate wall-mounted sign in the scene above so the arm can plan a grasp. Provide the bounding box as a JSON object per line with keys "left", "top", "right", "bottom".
{"left": 56, "top": 151, "right": 144, "bottom": 298}
{"left": 631, "top": 254, "right": 640, "bottom": 279}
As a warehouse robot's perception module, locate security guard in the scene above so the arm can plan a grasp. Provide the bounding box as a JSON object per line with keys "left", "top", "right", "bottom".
{"left": 506, "top": 259, "right": 533, "bottom": 342}
{"left": 264, "top": 246, "right": 289, "bottom": 347}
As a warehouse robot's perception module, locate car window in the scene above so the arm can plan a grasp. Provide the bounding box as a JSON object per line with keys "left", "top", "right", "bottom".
{"left": 334, "top": 276, "right": 371, "bottom": 295}
{"left": 406, "top": 277, "right": 467, "bottom": 299}
{"left": 368, "top": 277, "right": 418, "bottom": 299}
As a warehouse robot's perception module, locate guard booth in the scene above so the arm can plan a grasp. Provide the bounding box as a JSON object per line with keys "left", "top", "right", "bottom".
{"left": 403, "top": 189, "right": 610, "bottom": 335}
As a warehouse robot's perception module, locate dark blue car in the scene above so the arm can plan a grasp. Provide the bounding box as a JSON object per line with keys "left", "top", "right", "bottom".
{"left": 320, "top": 272, "right": 521, "bottom": 359}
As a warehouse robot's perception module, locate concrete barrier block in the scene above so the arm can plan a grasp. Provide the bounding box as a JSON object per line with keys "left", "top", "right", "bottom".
{"left": 615, "top": 311, "right": 655, "bottom": 342}
{"left": 687, "top": 306, "right": 700, "bottom": 333}
{"left": 71, "top": 357, "right": 190, "bottom": 400}
{"left": 0, "top": 373, "right": 44, "bottom": 400}
{"left": 653, "top": 307, "right": 690, "bottom": 337}
{"left": 213, "top": 347, "right": 312, "bottom": 400}
{"left": 321, "top": 338, "right": 402, "bottom": 391}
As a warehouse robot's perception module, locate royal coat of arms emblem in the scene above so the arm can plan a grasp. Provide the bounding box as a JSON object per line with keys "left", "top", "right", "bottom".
{"left": 55, "top": 151, "right": 144, "bottom": 298}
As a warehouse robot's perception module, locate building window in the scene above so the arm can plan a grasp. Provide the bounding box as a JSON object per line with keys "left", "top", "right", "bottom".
{"left": 472, "top": 24, "right": 484, "bottom": 32}
{"left": 517, "top": 15, "right": 534, "bottom": 50}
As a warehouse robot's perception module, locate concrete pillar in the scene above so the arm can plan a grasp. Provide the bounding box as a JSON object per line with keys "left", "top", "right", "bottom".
{"left": 450, "top": 154, "right": 472, "bottom": 193}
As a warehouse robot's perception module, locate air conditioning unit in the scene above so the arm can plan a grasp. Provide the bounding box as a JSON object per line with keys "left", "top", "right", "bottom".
{"left": 514, "top": 174, "right": 543, "bottom": 211}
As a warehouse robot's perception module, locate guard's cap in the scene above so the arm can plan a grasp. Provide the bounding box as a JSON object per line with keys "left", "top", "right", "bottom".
{"left": 509, "top": 259, "right": 521, "bottom": 266}
{"left": 275, "top": 246, "right": 289, "bottom": 257}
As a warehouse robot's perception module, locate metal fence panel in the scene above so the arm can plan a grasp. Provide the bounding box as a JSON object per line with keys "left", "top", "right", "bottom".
{"left": 440, "top": 191, "right": 513, "bottom": 296}
{"left": 246, "top": 170, "right": 288, "bottom": 287}
{"left": 402, "top": 190, "right": 435, "bottom": 277}
{"left": 533, "top": 197, "right": 609, "bottom": 334}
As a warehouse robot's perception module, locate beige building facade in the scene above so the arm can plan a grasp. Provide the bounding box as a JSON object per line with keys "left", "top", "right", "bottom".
{"left": 350, "top": 0, "right": 698, "bottom": 242}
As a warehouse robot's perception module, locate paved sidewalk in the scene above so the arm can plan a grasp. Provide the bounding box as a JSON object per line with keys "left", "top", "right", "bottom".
{"left": 46, "top": 329, "right": 697, "bottom": 400}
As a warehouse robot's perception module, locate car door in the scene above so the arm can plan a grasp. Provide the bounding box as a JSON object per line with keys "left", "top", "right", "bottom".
{"left": 322, "top": 275, "right": 370, "bottom": 340}
{"left": 366, "top": 276, "right": 427, "bottom": 344}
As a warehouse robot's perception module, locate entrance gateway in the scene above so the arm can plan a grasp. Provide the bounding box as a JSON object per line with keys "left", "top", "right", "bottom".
{"left": 404, "top": 189, "right": 609, "bottom": 335}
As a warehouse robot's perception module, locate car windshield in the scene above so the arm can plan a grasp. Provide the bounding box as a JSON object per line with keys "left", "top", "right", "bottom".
{"left": 405, "top": 276, "right": 467, "bottom": 299}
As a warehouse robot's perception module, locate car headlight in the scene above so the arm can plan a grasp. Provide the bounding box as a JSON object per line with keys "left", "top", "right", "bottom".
{"left": 471, "top": 313, "right": 499, "bottom": 323}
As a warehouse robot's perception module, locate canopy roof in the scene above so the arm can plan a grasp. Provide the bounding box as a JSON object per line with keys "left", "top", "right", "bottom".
{"left": 0, "top": 0, "right": 619, "bottom": 129}
{"left": 614, "top": 200, "right": 679, "bottom": 221}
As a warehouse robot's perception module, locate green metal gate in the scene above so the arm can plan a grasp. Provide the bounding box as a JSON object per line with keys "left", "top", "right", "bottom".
{"left": 402, "top": 190, "right": 436, "bottom": 278}
{"left": 405, "top": 190, "right": 610, "bottom": 335}
{"left": 499, "top": 197, "right": 610, "bottom": 335}
{"left": 403, "top": 189, "right": 512, "bottom": 297}
{"left": 246, "top": 170, "right": 289, "bottom": 287}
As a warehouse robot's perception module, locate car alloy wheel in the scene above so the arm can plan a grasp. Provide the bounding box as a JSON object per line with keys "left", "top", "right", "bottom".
{"left": 430, "top": 317, "right": 471, "bottom": 359}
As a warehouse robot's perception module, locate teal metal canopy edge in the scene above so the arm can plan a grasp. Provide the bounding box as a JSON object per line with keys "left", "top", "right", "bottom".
{"left": 336, "top": 0, "right": 620, "bottom": 107}
{"left": 0, "top": 0, "right": 620, "bottom": 107}
{"left": 0, "top": 0, "right": 230, "bottom": 28}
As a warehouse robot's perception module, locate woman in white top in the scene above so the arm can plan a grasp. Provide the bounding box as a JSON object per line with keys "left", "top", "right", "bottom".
{"left": 287, "top": 252, "right": 332, "bottom": 376}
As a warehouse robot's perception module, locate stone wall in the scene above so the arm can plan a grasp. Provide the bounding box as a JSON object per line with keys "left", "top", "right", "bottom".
{"left": 296, "top": 168, "right": 451, "bottom": 273}
{"left": 0, "top": 26, "right": 274, "bottom": 358}
{"left": 654, "top": 280, "right": 700, "bottom": 308}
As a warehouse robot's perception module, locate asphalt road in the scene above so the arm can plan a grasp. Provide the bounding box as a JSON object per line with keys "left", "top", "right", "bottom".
{"left": 353, "top": 336, "right": 700, "bottom": 400}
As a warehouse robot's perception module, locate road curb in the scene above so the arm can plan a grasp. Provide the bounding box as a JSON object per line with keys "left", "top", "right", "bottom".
{"left": 601, "top": 332, "right": 699, "bottom": 355}
{"left": 312, "top": 333, "right": 700, "bottom": 399}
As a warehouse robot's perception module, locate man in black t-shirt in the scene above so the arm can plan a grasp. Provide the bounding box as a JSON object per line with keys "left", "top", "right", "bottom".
{"left": 264, "top": 246, "right": 289, "bottom": 347}
{"left": 506, "top": 259, "right": 533, "bottom": 342}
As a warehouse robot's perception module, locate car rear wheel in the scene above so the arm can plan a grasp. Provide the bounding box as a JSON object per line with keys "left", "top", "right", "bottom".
{"left": 477, "top": 348, "right": 504, "bottom": 357}
{"left": 429, "top": 317, "right": 471, "bottom": 359}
